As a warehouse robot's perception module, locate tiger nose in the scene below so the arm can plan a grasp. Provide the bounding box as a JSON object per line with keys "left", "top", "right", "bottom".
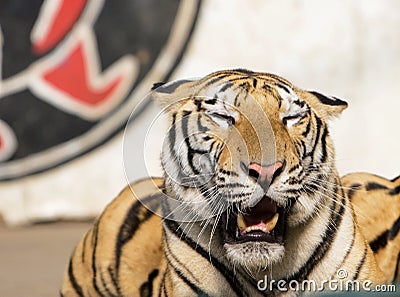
{"left": 243, "top": 161, "right": 284, "bottom": 190}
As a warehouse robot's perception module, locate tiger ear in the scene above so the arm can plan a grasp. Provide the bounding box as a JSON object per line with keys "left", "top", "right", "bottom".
{"left": 298, "top": 89, "right": 348, "bottom": 119}
{"left": 151, "top": 79, "right": 197, "bottom": 110}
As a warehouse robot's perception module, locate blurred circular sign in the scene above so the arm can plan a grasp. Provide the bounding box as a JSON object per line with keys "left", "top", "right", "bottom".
{"left": 0, "top": 0, "right": 201, "bottom": 180}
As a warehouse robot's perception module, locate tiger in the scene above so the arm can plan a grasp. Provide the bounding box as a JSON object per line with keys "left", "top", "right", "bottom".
{"left": 61, "top": 69, "right": 400, "bottom": 296}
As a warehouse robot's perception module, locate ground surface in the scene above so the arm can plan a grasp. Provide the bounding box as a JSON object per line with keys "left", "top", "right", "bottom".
{"left": 0, "top": 221, "right": 92, "bottom": 297}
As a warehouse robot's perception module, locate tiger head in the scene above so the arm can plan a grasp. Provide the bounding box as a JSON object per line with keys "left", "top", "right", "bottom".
{"left": 152, "top": 69, "right": 347, "bottom": 271}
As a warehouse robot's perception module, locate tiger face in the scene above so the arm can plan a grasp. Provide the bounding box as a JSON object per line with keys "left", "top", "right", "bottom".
{"left": 153, "top": 69, "right": 347, "bottom": 271}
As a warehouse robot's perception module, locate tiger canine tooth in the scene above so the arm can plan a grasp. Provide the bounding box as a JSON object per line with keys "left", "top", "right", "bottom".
{"left": 266, "top": 213, "right": 279, "bottom": 231}
{"left": 237, "top": 213, "right": 247, "bottom": 232}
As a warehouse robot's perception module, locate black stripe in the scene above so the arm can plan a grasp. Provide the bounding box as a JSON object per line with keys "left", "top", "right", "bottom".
{"left": 218, "top": 182, "right": 248, "bottom": 189}
{"left": 336, "top": 216, "right": 357, "bottom": 274}
{"left": 140, "top": 269, "right": 159, "bottom": 297}
{"left": 293, "top": 100, "right": 306, "bottom": 108}
{"left": 220, "top": 82, "right": 234, "bottom": 92}
{"left": 283, "top": 188, "right": 302, "bottom": 195}
{"left": 385, "top": 215, "right": 399, "bottom": 241}
{"left": 225, "top": 76, "right": 251, "bottom": 84}
{"left": 347, "top": 183, "right": 362, "bottom": 200}
{"left": 303, "top": 173, "right": 324, "bottom": 194}
{"left": 209, "top": 140, "right": 216, "bottom": 156}
{"left": 168, "top": 113, "right": 188, "bottom": 182}
{"left": 282, "top": 114, "right": 302, "bottom": 126}
{"left": 68, "top": 257, "right": 85, "bottom": 297}
{"left": 163, "top": 281, "right": 169, "bottom": 297}
{"left": 194, "top": 99, "right": 203, "bottom": 111}
{"left": 309, "top": 91, "right": 347, "bottom": 106}
{"left": 163, "top": 229, "right": 199, "bottom": 282}
{"left": 152, "top": 82, "right": 166, "bottom": 90}
{"left": 81, "top": 231, "right": 89, "bottom": 263}
{"left": 169, "top": 113, "right": 177, "bottom": 157}
{"left": 264, "top": 73, "right": 290, "bottom": 86}
{"left": 170, "top": 264, "right": 210, "bottom": 297}
{"left": 353, "top": 245, "right": 367, "bottom": 279}
{"left": 277, "top": 84, "right": 291, "bottom": 94}
{"left": 262, "top": 83, "right": 272, "bottom": 92}
{"left": 108, "top": 266, "right": 122, "bottom": 297}
{"left": 389, "top": 186, "right": 400, "bottom": 195}
{"left": 238, "top": 81, "right": 251, "bottom": 92}
{"left": 287, "top": 192, "right": 345, "bottom": 282}
{"left": 286, "top": 176, "right": 301, "bottom": 186}
{"left": 233, "top": 87, "right": 245, "bottom": 106}
{"left": 308, "top": 115, "right": 323, "bottom": 162}
{"left": 297, "top": 167, "right": 305, "bottom": 179}
{"left": 300, "top": 140, "right": 307, "bottom": 157}
{"left": 302, "top": 120, "right": 311, "bottom": 137}
{"left": 155, "top": 79, "right": 192, "bottom": 94}
{"left": 163, "top": 218, "right": 245, "bottom": 296}
{"left": 182, "top": 111, "right": 201, "bottom": 175}
{"left": 390, "top": 174, "right": 400, "bottom": 183}
{"left": 100, "top": 269, "right": 117, "bottom": 297}
{"left": 204, "top": 97, "right": 217, "bottom": 104}
{"left": 288, "top": 164, "right": 300, "bottom": 174}
{"left": 369, "top": 216, "right": 400, "bottom": 252}
{"left": 319, "top": 126, "right": 328, "bottom": 163}
{"left": 231, "top": 68, "right": 255, "bottom": 76}
{"left": 370, "top": 230, "right": 389, "bottom": 252}
{"left": 215, "top": 143, "right": 224, "bottom": 161}
{"left": 91, "top": 221, "right": 106, "bottom": 297}
{"left": 221, "top": 192, "right": 253, "bottom": 199}
{"left": 393, "top": 252, "right": 400, "bottom": 283}
{"left": 365, "top": 182, "right": 388, "bottom": 191}
{"left": 115, "top": 194, "right": 161, "bottom": 271}
{"left": 219, "top": 169, "right": 239, "bottom": 176}
{"left": 197, "top": 114, "right": 209, "bottom": 132}
{"left": 158, "top": 269, "right": 167, "bottom": 297}
{"left": 204, "top": 76, "right": 224, "bottom": 87}
{"left": 162, "top": 277, "right": 168, "bottom": 297}
{"left": 278, "top": 98, "right": 282, "bottom": 109}
{"left": 233, "top": 91, "right": 241, "bottom": 106}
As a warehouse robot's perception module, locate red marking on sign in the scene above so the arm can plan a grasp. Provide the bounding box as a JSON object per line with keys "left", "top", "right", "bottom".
{"left": 42, "top": 42, "right": 123, "bottom": 107}
{"left": 33, "top": 0, "right": 87, "bottom": 54}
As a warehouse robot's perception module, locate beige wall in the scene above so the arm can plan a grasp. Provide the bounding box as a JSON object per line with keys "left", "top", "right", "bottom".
{"left": 175, "top": 0, "right": 400, "bottom": 178}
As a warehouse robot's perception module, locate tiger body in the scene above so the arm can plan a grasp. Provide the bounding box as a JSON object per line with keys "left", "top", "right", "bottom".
{"left": 62, "top": 70, "right": 400, "bottom": 296}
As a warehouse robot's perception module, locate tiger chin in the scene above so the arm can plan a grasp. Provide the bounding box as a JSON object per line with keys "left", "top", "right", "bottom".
{"left": 62, "top": 69, "right": 400, "bottom": 297}
{"left": 221, "top": 185, "right": 289, "bottom": 271}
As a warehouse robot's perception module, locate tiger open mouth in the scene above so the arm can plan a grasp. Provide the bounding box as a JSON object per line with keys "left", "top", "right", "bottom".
{"left": 222, "top": 195, "right": 291, "bottom": 244}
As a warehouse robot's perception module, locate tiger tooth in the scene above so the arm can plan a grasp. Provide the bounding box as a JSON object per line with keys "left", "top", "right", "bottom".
{"left": 245, "top": 225, "right": 263, "bottom": 233}
{"left": 237, "top": 213, "right": 247, "bottom": 232}
{"left": 266, "top": 213, "right": 279, "bottom": 231}
{"left": 238, "top": 212, "right": 280, "bottom": 234}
